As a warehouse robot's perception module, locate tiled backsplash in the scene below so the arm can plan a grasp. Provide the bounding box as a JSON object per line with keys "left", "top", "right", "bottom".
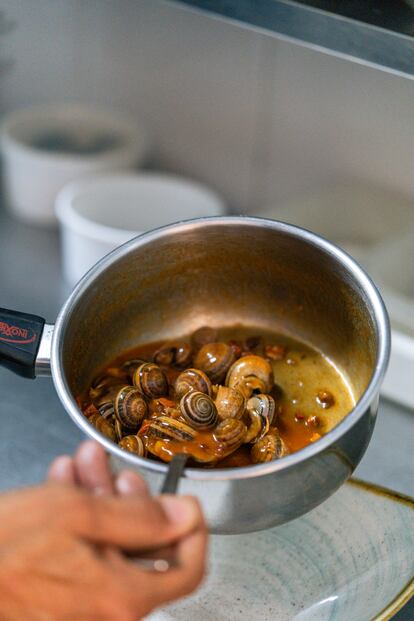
{"left": 2, "top": 0, "right": 414, "bottom": 212}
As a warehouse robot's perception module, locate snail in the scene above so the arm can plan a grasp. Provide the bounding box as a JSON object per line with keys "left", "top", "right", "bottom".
{"left": 191, "top": 326, "right": 218, "bottom": 350}
{"left": 213, "top": 418, "right": 247, "bottom": 454}
{"left": 133, "top": 362, "right": 168, "bottom": 399}
{"left": 214, "top": 385, "right": 245, "bottom": 420}
{"left": 174, "top": 368, "right": 213, "bottom": 400}
{"left": 226, "top": 355, "right": 274, "bottom": 398}
{"left": 146, "top": 415, "right": 197, "bottom": 443}
{"left": 88, "top": 413, "right": 117, "bottom": 442}
{"left": 251, "top": 430, "right": 289, "bottom": 463}
{"left": 243, "top": 394, "right": 275, "bottom": 443}
{"left": 121, "top": 359, "right": 147, "bottom": 378}
{"left": 180, "top": 391, "right": 218, "bottom": 430}
{"left": 114, "top": 386, "right": 148, "bottom": 432}
{"left": 89, "top": 375, "right": 125, "bottom": 406}
{"left": 119, "top": 435, "right": 146, "bottom": 456}
{"left": 98, "top": 401, "right": 115, "bottom": 419}
{"left": 193, "top": 342, "right": 236, "bottom": 384}
{"left": 153, "top": 342, "right": 192, "bottom": 368}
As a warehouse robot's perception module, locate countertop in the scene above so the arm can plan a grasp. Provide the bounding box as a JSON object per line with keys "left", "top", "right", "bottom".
{"left": 0, "top": 208, "right": 412, "bottom": 619}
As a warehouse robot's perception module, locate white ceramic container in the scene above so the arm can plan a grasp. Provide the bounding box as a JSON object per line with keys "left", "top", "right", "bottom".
{"left": 1, "top": 104, "right": 148, "bottom": 225}
{"left": 55, "top": 172, "right": 226, "bottom": 286}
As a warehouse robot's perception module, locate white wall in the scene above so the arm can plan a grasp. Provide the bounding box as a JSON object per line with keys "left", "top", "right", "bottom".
{"left": 1, "top": 0, "right": 414, "bottom": 212}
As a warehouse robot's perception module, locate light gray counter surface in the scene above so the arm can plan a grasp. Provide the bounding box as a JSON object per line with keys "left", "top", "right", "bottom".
{"left": 0, "top": 208, "right": 412, "bottom": 619}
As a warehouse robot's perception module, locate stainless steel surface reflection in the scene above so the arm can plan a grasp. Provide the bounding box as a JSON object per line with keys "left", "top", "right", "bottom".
{"left": 48, "top": 217, "right": 390, "bottom": 534}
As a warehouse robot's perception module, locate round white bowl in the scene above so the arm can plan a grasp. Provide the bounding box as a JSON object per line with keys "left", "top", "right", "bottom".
{"left": 1, "top": 104, "right": 148, "bottom": 225}
{"left": 55, "top": 172, "right": 226, "bottom": 286}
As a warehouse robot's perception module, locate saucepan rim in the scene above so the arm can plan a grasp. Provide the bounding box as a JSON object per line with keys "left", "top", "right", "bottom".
{"left": 51, "top": 216, "right": 391, "bottom": 481}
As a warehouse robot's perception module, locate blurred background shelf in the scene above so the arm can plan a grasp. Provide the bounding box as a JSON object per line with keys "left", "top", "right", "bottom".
{"left": 173, "top": 0, "right": 414, "bottom": 77}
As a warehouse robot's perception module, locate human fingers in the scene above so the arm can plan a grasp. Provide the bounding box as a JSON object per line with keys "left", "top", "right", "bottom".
{"left": 47, "top": 455, "right": 77, "bottom": 484}
{"left": 70, "top": 492, "right": 203, "bottom": 552}
{"left": 113, "top": 511, "right": 207, "bottom": 615}
{"left": 115, "top": 470, "right": 150, "bottom": 497}
{"left": 74, "top": 441, "right": 115, "bottom": 495}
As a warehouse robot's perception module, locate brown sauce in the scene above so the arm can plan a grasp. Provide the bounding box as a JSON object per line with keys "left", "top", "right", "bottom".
{"left": 81, "top": 326, "right": 355, "bottom": 468}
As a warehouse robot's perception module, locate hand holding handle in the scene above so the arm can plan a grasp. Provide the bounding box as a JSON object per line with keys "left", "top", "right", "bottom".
{"left": 133, "top": 454, "right": 188, "bottom": 572}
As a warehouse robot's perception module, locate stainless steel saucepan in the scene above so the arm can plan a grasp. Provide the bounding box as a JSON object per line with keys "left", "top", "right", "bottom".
{"left": 0, "top": 217, "right": 390, "bottom": 534}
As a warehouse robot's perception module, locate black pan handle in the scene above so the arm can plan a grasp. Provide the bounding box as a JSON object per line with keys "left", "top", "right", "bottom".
{"left": 0, "top": 307, "right": 46, "bottom": 379}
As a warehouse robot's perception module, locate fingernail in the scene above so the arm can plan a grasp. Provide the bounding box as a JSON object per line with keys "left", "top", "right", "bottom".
{"left": 115, "top": 475, "right": 133, "bottom": 496}
{"left": 159, "top": 496, "right": 197, "bottom": 528}
{"left": 115, "top": 471, "right": 149, "bottom": 496}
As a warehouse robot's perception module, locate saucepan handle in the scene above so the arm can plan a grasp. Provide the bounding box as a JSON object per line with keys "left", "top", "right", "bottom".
{"left": 0, "top": 307, "right": 53, "bottom": 379}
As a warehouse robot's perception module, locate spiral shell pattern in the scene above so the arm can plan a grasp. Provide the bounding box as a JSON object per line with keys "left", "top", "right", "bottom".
{"left": 133, "top": 362, "right": 168, "bottom": 399}
{"left": 251, "top": 430, "right": 289, "bottom": 463}
{"left": 180, "top": 391, "right": 218, "bottom": 430}
{"left": 174, "top": 368, "right": 213, "bottom": 401}
{"left": 213, "top": 418, "right": 247, "bottom": 452}
{"left": 115, "top": 386, "right": 148, "bottom": 432}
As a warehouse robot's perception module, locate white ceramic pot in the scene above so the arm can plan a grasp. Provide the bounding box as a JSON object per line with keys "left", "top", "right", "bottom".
{"left": 55, "top": 172, "right": 226, "bottom": 286}
{"left": 1, "top": 104, "right": 148, "bottom": 225}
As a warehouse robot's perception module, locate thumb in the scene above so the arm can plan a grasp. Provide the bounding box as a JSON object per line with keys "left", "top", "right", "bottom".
{"left": 72, "top": 492, "right": 203, "bottom": 551}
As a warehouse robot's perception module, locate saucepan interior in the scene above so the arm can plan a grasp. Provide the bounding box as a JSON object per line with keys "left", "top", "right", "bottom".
{"left": 53, "top": 217, "right": 387, "bottom": 477}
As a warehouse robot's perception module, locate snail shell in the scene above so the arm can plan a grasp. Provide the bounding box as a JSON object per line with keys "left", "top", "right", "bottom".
{"left": 180, "top": 391, "right": 218, "bottom": 430}
{"left": 191, "top": 326, "right": 218, "bottom": 350}
{"left": 98, "top": 401, "right": 115, "bottom": 419}
{"left": 247, "top": 394, "right": 275, "bottom": 424}
{"left": 174, "top": 368, "right": 213, "bottom": 401}
{"left": 88, "top": 413, "right": 117, "bottom": 442}
{"left": 89, "top": 376, "right": 125, "bottom": 406}
{"left": 226, "top": 355, "right": 274, "bottom": 398}
{"left": 243, "top": 410, "right": 269, "bottom": 443}
{"left": 119, "top": 435, "right": 146, "bottom": 456}
{"left": 147, "top": 415, "right": 197, "bottom": 442}
{"left": 214, "top": 385, "right": 245, "bottom": 420}
{"left": 133, "top": 362, "right": 168, "bottom": 399}
{"left": 244, "top": 394, "right": 275, "bottom": 442}
{"left": 251, "top": 430, "right": 289, "bottom": 463}
{"left": 213, "top": 418, "right": 247, "bottom": 453}
{"left": 153, "top": 342, "right": 192, "bottom": 368}
{"left": 114, "top": 386, "right": 148, "bottom": 432}
{"left": 193, "top": 342, "right": 236, "bottom": 384}
{"left": 121, "top": 359, "right": 147, "bottom": 379}
{"left": 114, "top": 417, "right": 123, "bottom": 441}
